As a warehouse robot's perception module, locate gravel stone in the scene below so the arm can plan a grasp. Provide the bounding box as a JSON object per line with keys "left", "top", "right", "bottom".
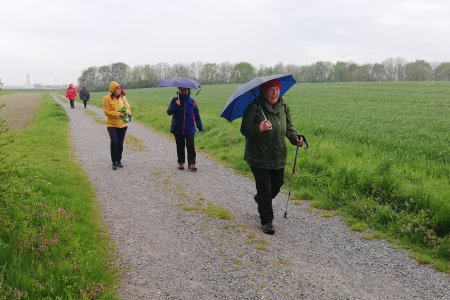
{"left": 53, "top": 95, "right": 450, "bottom": 300}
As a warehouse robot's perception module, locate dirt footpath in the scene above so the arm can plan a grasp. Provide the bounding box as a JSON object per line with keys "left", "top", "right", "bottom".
{"left": 53, "top": 94, "right": 450, "bottom": 300}
{"left": 0, "top": 93, "right": 42, "bottom": 130}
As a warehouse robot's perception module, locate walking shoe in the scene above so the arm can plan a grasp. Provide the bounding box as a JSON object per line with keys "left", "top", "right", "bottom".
{"left": 188, "top": 164, "right": 197, "bottom": 171}
{"left": 261, "top": 222, "right": 275, "bottom": 235}
{"left": 116, "top": 161, "right": 124, "bottom": 168}
{"left": 112, "top": 162, "right": 118, "bottom": 170}
{"left": 178, "top": 163, "right": 185, "bottom": 170}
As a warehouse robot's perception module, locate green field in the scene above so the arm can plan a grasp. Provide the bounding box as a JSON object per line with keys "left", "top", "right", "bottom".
{"left": 0, "top": 95, "right": 119, "bottom": 299}
{"left": 88, "top": 81, "right": 450, "bottom": 270}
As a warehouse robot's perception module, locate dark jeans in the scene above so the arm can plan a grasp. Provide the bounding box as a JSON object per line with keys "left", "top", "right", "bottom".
{"left": 251, "top": 167, "right": 285, "bottom": 225}
{"left": 69, "top": 99, "right": 75, "bottom": 108}
{"left": 107, "top": 127, "right": 127, "bottom": 163}
{"left": 174, "top": 133, "right": 196, "bottom": 165}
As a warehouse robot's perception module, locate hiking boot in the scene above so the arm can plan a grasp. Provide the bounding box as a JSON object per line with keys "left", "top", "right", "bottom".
{"left": 112, "top": 162, "right": 118, "bottom": 170}
{"left": 178, "top": 163, "right": 185, "bottom": 170}
{"left": 116, "top": 161, "right": 124, "bottom": 168}
{"left": 188, "top": 164, "right": 197, "bottom": 171}
{"left": 261, "top": 222, "right": 275, "bottom": 235}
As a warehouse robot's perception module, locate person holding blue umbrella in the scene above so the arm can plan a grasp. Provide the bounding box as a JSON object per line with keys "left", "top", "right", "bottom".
{"left": 166, "top": 86, "right": 204, "bottom": 171}
{"left": 240, "top": 78, "right": 304, "bottom": 234}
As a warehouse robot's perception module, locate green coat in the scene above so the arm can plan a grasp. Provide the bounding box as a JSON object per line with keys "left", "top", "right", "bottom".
{"left": 240, "top": 96, "right": 299, "bottom": 169}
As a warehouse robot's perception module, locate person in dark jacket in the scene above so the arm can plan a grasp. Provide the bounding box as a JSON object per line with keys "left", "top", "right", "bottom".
{"left": 79, "top": 86, "right": 90, "bottom": 108}
{"left": 240, "top": 79, "right": 304, "bottom": 234}
{"left": 167, "top": 87, "right": 203, "bottom": 171}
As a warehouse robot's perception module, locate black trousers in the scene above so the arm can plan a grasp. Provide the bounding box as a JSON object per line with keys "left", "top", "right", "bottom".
{"left": 174, "top": 133, "right": 196, "bottom": 165}
{"left": 107, "top": 127, "right": 127, "bottom": 163}
{"left": 82, "top": 100, "right": 88, "bottom": 108}
{"left": 69, "top": 99, "right": 75, "bottom": 108}
{"left": 251, "top": 167, "right": 285, "bottom": 225}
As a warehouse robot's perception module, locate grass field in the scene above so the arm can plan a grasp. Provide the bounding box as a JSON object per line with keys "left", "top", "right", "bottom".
{"left": 88, "top": 81, "right": 450, "bottom": 271}
{"left": 0, "top": 94, "right": 119, "bottom": 299}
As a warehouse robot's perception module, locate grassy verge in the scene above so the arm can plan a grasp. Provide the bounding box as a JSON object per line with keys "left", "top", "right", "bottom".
{"left": 86, "top": 82, "right": 449, "bottom": 273}
{"left": 0, "top": 94, "right": 119, "bottom": 299}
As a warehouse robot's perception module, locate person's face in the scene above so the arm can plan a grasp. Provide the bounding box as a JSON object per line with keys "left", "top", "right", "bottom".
{"left": 114, "top": 87, "right": 121, "bottom": 96}
{"left": 178, "top": 87, "right": 189, "bottom": 95}
{"left": 265, "top": 87, "right": 280, "bottom": 105}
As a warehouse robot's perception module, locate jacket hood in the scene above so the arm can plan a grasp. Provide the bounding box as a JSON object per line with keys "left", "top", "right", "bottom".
{"left": 109, "top": 81, "right": 120, "bottom": 94}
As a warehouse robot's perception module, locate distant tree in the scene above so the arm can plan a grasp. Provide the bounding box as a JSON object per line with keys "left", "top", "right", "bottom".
{"left": 285, "top": 64, "right": 302, "bottom": 82}
{"left": 404, "top": 60, "right": 433, "bottom": 81}
{"left": 78, "top": 66, "right": 98, "bottom": 89}
{"left": 433, "top": 62, "right": 450, "bottom": 81}
{"left": 189, "top": 62, "right": 203, "bottom": 81}
{"left": 98, "top": 65, "right": 112, "bottom": 89}
{"left": 273, "top": 62, "right": 286, "bottom": 74}
{"left": 173, "top": 63, "right": 190, "bottom": 78}
{"left": 142, "top": 64, "right": 158, "bottom": 86}
{"left": 354, "top": 64, "right": 373, "bottom": 82}
{"left": 382, "top": 57, "right": 406, "bottom": 81}
{"left": 232, "top": 62, "right": 256, "bottom": 83}
{"left": 200, "top": 63, "right": 219, "bottom": 84}
{"left": 298, "top": 64, "right": 316, "bottom": 82}
{"left": 129, "top": 65, "right": 144, "bottom": 88}
{"left": 331, "top": 61, "right": 349, "bottom": 82}
{"left": 110, "top": 62, "right": 130, "bottom": 85}
{"left": 154, "top": 63, "right": 173, "bottom": 80}
{"left": 372, "top": 63, "right": 386, "bottom": 81}
{"left": 314, "top": 61, "right": 332, "bottom": 82}
{"left": 218, "top": 62, "right": 234, "bottom": 84}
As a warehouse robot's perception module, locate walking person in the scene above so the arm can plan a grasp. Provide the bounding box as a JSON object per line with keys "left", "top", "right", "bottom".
{"left": 65, "top": 83, "right": 77, "bottom": 108}
{"left": 103, "top": 81, "right": 131, "bottom": 170}
{"left": 167, "top": 87, "right": 203, "bottom": 171}
{"left": 240, "top": 79, "right": 304, "bottom": 234}
{"left": 79, "top": 86, "right": 90, "bottom": 109}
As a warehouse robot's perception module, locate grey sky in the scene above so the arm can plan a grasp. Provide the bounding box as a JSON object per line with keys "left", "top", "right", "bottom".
{"left": 1, "top": 0, "right": 449, "bottom": 86}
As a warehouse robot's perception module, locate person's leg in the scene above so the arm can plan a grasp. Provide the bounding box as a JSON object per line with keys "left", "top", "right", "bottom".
{"left": 270, "top": 168, "right": 285, "bottom": 199}
{"left": 107, "top": 127, "right": 119, "bottom": 169}
{"left": 70, "top": 100, "right": 75, "bottom": 108}
{"left": 250, "top": 166, "right": 274, "bottom": 225}
{"left": 174, "top": 134, "right": 186, "bottom": 164}
{"left": 83, "top": 100, "right": 87, "bottom": 108}
{"left": 185, "top": 133, "right": 196, "bottom": 168}
{"left": 116, "top": 127, "right": 127, "bottom": 165}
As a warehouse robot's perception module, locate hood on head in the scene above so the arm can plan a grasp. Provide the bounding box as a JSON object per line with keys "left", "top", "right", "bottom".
{"left": 109, "top": 81, "right": 120, "bottom": 94}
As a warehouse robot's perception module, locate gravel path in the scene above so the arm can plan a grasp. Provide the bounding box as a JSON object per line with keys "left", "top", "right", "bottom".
{"left": 52, "top": 95, "right": 449, "bottom": 300}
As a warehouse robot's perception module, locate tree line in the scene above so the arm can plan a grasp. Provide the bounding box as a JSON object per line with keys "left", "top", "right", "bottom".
{"left": 78, "top": 58, "right": 450, "bottom": 90}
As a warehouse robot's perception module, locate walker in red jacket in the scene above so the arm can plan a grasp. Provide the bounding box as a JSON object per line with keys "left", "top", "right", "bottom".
{"left": 65, "top": 83, "right": 77, "bottom": 108}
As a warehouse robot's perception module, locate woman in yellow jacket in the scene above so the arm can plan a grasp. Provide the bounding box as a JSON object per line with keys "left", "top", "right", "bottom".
{"left": 103, "top": 81, "right": 131, "bottom": 170}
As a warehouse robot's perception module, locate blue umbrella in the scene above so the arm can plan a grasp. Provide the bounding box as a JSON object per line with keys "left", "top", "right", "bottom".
{"left": 220, "top": 74, "right": 297, "bottom": 122}
{"left": 156, "top": 76, "right": 201, "bottom": 89}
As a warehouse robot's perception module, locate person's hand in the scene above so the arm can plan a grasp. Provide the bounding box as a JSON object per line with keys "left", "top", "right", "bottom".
{"left": 176, "top": 99, "right": 181, "bottom": 106}
{"left": 119, "top": 112, "right": 124, "bottom": 117}
{"left": 296, "top": 136, "right": 304, "bottom": 147}
{"left": 259, "top": 120, "right": 272, "bottom": 132}
{"left": 199, "top": 130, "right": 204, "bottom": 134}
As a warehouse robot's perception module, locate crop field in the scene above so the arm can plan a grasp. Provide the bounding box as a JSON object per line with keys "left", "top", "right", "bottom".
{"left": 88, "top": 81, "right": 449, "bottom": 267}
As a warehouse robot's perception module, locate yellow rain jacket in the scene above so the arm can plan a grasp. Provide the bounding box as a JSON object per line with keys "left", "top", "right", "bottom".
{"left": 103, "top": 81, "right": 131, "bottom": 128}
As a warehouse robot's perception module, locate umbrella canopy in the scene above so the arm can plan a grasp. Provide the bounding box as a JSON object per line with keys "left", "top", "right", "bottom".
{"left": 220, "top": 74, "right": 297, "bottom": 122}
{"left": 156, "top": 76, "right": 201, "bottom": 89}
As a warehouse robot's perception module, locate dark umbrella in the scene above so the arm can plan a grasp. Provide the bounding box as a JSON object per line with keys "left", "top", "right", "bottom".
{"left": 156, "top": 76, "right": 201, "bottom": 89}
{"left": 220, "top": 74, "right": 297, "bottom": 122}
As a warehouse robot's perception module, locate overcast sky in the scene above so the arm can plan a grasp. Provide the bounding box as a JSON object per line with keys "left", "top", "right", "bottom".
{"left": 1, "top": 0, "right": 449, "bottom": 86}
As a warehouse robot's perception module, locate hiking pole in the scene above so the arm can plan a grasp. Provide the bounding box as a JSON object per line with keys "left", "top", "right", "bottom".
{"left": 284, "top": 144, "right": 300, "bottom": 218}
